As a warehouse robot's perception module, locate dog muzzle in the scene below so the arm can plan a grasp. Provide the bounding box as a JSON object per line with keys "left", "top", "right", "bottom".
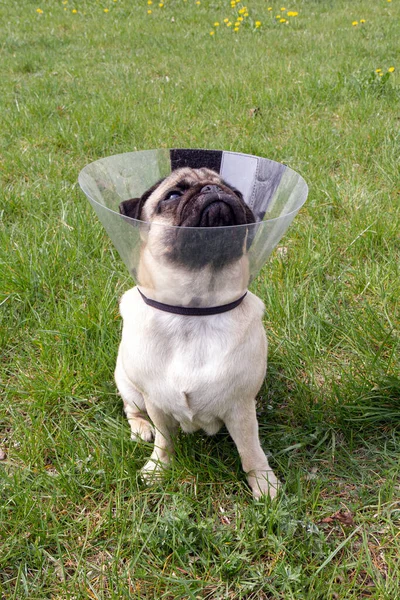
{"left": 79, "top": 149, "right": 308, "bottom": 309}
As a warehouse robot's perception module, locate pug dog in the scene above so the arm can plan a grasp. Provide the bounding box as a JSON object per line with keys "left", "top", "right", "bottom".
{"left": 114, "top": 167, "right": 280, "bottom": 499}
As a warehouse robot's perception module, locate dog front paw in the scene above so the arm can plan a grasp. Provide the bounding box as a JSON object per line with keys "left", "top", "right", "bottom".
{"left": 247, "top": 469, "right": 280, "bottom": 500}
{"left": 140, "top": 458, "right": 169, "bottom": 483}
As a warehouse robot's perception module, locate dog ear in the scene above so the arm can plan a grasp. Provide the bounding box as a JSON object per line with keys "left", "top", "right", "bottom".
{"left": 224, "top": 183, "right": 255, "bottom": 225}
{"left": 244, "top": 204, "right": 256, "bottom": 225}
{"left": 243, "top": 203, "right": 256, "bottom": 251}
{"left": 119, "top": 197, "right": 143, "bottom": 219}
{"left": 119, "top": 178, "right": 166, "bottom": 220}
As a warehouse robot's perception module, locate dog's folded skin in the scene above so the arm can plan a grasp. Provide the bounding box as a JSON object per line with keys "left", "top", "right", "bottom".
{"left": 115, "top": 167, "right": 280, "bottom": 499}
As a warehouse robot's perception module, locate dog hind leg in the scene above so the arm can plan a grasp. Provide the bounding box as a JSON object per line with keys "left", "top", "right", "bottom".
{"left": 115, "top": 355, "right": 154, "bottom": 442}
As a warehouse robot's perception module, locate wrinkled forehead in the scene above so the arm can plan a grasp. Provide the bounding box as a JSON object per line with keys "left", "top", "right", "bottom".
{"left": 157, "top": 167, "right": 221, "bottom": 198}
{"left": 139, "top": 168, "right": 223, "bottom": 220}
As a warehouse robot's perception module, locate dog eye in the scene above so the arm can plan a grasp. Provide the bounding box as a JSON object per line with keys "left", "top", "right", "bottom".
{"left": 163, "top": 190, "right": 182, "bottom": 202}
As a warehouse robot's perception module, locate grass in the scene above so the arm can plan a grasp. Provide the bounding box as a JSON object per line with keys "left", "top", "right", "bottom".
{"left": 1, "top": 0, "right": 399, "bottom": 598}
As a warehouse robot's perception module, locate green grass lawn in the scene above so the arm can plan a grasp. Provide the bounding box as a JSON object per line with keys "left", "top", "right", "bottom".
{"left": 1, "top": 0, "right": 399, "bottom": 598}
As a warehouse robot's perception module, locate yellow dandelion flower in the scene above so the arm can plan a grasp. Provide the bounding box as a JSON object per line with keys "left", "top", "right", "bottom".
{"left": 147, "top": 9, "right": 152, "bottom": 13}
{"left": 388, "top": 67, "right": 395, "bottom": 72}
{"left": 244, "top": 12, "right": 248, "bottom": 16}
{"left": 375, "top": 68, "right": 382, "bottom": 73}
{"left": 62, "top": 0, "right": 68, "bottom": 4}
{"left": 72, "top": 8, "right": 77, "bottom": 13}
{"left": 378, "top": 72, "right": 383, "bottom": 77}
{"left": 235, "top": 21, "right": 240, "bottom": 26}
{"left": 234, "top": 27, "right": 239, "bottom": 32}
{"left": 387, "top": 0, "right": 392, "bottom": 2}
{"left": 196, "top": 1, "right": 200, "bottom": 4}
{"left": 214, "top": 22, "right": 220, "bottom": 26}
{"left": 148, "top": 0, "right": 152, "bottom": 4}
{"left": 223, "top": 18, "right": 229, "bottom": 22}
{"left": 360, "top": 19, "right": 365, "bottom": 23}
{"left": 255, "top": 21, "right": 261, "bottom": 27}
{"left": 227, "top": 21, "right": 232, "bottom": 26}
{"left": 238, "top": 16, "right": 243, "bottom": 21}
{"left": 287, "top": 11, "right": 298, "bottom": 17}
{"left": 104, "top": 8, "right": 109, "bottom": 12}
{"left": 280, "top": 18, "right": 286, "bottom": 22}
{"left": 280, "top": 7, "right": 286, "bottom": 11}
{"left": 276, "top": 14, "right": 281, "bottom": 19}
{"left": 238, "top": 7, "right": 245, "bottom": 14}
{"left": 210, "top": 30, "right": 215, "bottom": 35}
{"left": 36, "top": 8, "right": 43, "bottom": 13}
{"left": 268, "top": 7, "right": 272, "bottom": 11}
{"left": 159, "top": 2, "right": 164, "bottom": 6}
{"left": 352, "top": 21, "right": 358, "bottom": 26}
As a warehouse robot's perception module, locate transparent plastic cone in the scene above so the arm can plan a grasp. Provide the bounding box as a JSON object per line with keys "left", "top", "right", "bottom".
{"left": 78, "top": 149, "right": 308, "bottom": 307}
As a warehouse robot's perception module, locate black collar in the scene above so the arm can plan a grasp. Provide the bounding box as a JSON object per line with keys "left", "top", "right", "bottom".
{"left": 138, "top": 288, "right": 247, "bottom": 316}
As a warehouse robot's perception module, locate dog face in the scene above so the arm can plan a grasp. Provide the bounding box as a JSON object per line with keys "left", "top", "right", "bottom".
{"left": 119, "top": 167, "right": 255, "bottom": 271}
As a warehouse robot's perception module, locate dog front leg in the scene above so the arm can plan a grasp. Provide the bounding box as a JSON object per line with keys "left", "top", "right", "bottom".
{"left": 141, "top": 402, "right": 178, "bottom": 482}
{"left": 224, "top": 402, "right": 280, "bottom": 499}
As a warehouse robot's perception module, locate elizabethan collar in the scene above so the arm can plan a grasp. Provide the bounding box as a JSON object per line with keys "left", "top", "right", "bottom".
{"left": 79, "top": 149, "right": 308, "bottom": 308}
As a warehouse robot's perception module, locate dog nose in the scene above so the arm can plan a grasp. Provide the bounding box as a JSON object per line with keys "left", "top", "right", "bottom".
{"left": 200, "top": 184, "right": 223, "bottom": 195}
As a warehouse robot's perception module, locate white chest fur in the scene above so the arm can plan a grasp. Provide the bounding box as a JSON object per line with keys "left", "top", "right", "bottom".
{"left": 118, "top": 287, "right": 267, "bottom": 433}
